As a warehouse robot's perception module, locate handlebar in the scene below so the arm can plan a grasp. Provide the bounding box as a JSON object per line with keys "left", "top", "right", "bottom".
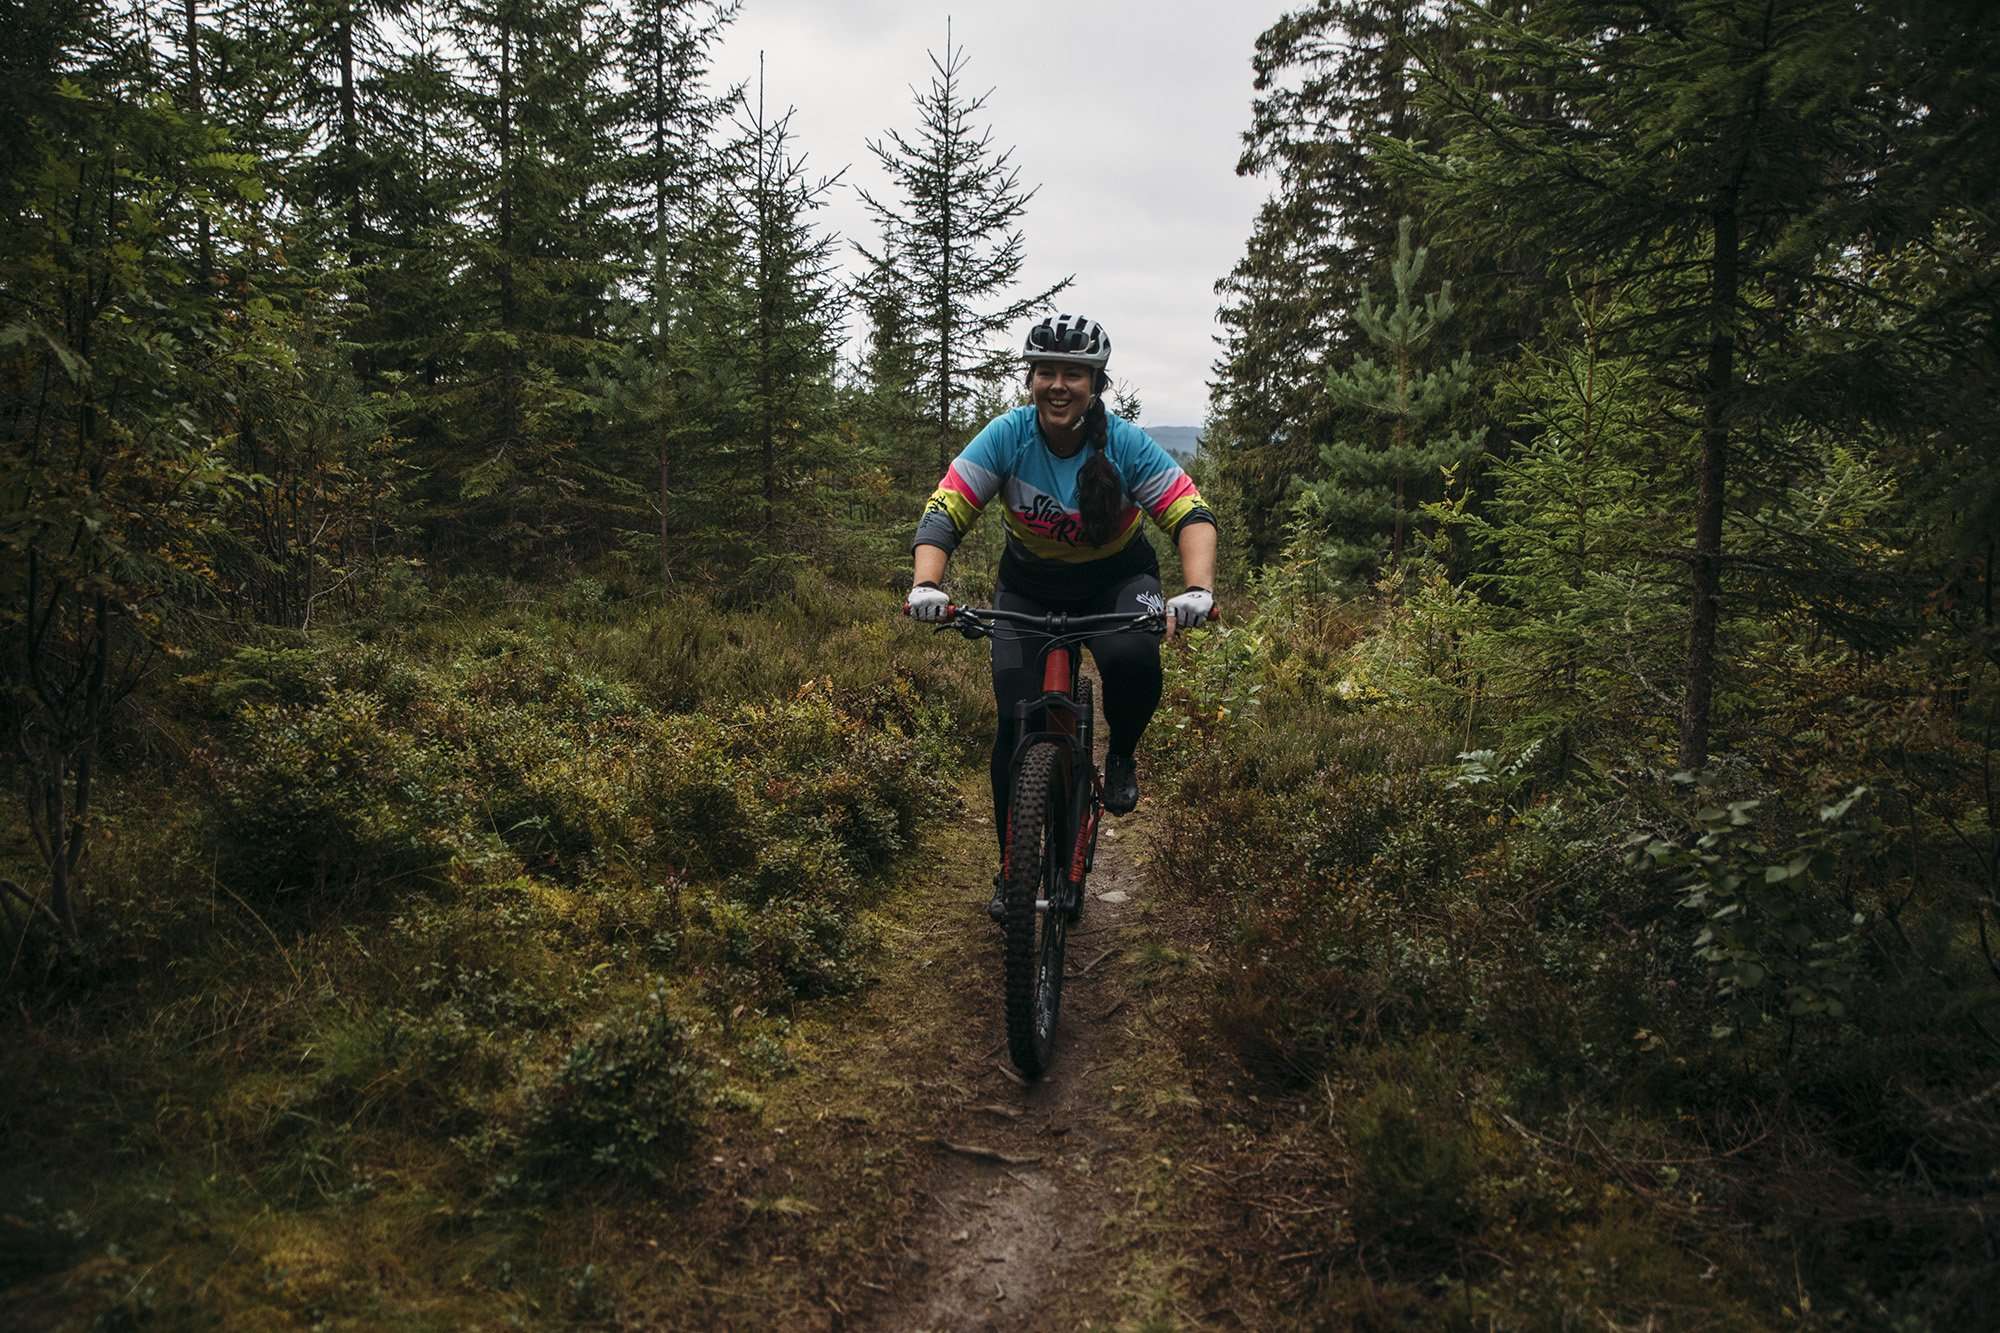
{"left": 900, "top": 603, "right": 1220, "bottom": 637}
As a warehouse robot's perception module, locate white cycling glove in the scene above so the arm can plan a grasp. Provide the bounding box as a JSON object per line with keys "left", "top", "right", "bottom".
{"left": 1165, "top": 585, "right": 1214, "bottom": 630}
{"left": 906, "top": 582, "right": 951, "bottom": 622}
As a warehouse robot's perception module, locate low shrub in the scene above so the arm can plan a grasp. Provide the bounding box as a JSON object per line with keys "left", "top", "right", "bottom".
{"left": 200, "top": 628, "right": 950, "bottom": 905}
{"left": 1147, "top": 590, "right": 2000, "bottom": 1327}
{"left": 1343, "top": 1070, "right": 1482, "bottom": 1266}
{"left": 206, "top": 688, "right": 491, "bottom": 899}
{"left": 682, "top": 887, "right": 876, "bottom": 1007}
{"left": 507, "top": 988, "right": 705, "bottom": 1188}
{"left": 301, "top": 1002, "right": 513, "bottom": 1134}
{"left": 1156, "top": 705, "right": 1661, "bottom": 1086}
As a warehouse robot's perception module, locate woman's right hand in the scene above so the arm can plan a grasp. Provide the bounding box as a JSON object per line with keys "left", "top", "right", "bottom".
{"left": 906, "top": 583, "right": 951, "bottom": 622}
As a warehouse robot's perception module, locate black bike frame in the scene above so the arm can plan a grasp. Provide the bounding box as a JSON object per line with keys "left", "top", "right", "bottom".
{"left": 943, "top": 607, "right": 1162, "bottom": 892}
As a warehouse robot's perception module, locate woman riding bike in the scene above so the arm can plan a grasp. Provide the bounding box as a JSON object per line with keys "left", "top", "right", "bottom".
{"left": 904, "top": 314, "right": 1217, "bottom": 920}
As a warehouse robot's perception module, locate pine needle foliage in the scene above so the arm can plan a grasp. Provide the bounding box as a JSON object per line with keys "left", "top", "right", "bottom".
{"left": 1302, "top": 216, "right": 1481, "bottom": 580}
{"left": 855, "top": 26, "right": 1071, "bottom": 477}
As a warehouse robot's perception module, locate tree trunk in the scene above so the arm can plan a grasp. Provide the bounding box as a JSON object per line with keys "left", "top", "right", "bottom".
{"left": 337, "top": 2, "right": 362, "bottom": 265}
{"left": 497, "top": 18, "right": 519, "bottom": 463}
{"left": 183, "top": 0, "right": 211, "bottom": 283}
{"left": 658, "top": 443, "right": 672, "bottom": 586}
{"left": 651, "top": 9, "right": 672, "bottom": 588}
{"left": 936, "top": 40, "right": 955, "bottom": 478}
{"left": 1681, "top": 201, "right": 1737, "bottom": 770}
{"left": 1392, "top": 475, "right": 1406, "bottom": 564}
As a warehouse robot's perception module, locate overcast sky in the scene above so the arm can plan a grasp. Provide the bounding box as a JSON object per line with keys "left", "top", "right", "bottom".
{"left": 712, "top": 1, "right": 1289, "bottom": 428}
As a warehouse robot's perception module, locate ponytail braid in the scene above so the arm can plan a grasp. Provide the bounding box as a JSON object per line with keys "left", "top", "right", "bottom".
{"left": 1074, "top": 374, "right": 1123, "bottom": 547}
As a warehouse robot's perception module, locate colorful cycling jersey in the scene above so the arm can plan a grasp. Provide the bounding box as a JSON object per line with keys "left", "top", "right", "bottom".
{"left": 913, "top": 407, "right": 1213, "bottom": 585}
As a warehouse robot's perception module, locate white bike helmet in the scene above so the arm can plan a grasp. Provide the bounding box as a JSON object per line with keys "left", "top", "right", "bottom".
{"left": 1020, "top": 313, "right": 1111, "bottom": 370}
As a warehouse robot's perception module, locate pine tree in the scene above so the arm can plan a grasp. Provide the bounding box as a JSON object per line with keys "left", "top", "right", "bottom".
{"left": 143, "top": 0, "right": 412, "bottom": 629}
{"left": 363, "top": 0, "right": 481, "bottom": 392}
{"left": 851, "top": 237, "right": 930, "bottom": 489}
{"left": 448, "top": 0, "right": 631, "bottom": 563}
{"left": 722, "top": 66, "right": 846, "bottom": 542}
{"left": 624, "top": 1, "right": 735, "bottom": 574}
{"left": 1400, "top": 0, "right": 2000, "bottom": 767}
{"left": 1448, "top": 283, "right": 1682, "bottom": 772}
{"left": 1109, "top": 380, "right": 1143, "bottom": 424}
{"left": 856, "top": 26, "right": 1069, "bottom": 477}
{"left": 1211, "top": 1, "right": 1451, "bottom": 562}
{"left": 1301, "top": 217, "right": 1480, "bottom": 580}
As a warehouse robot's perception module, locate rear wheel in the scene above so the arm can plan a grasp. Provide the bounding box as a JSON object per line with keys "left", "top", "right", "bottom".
{"left": 1003, "top": 742, "right": 1070, "bottom": 1078}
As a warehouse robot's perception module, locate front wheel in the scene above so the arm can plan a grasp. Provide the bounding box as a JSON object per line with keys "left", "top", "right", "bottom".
{"left": 1003, "top": 742, "right": 1071, "bottom": 1078}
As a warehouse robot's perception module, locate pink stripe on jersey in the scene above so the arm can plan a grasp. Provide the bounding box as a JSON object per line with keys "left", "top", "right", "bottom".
{"left": 940, "top": 466, "right": 984, "bottom": 507}
{"left": 1147, "top": 474, "right": 1198, "bottom": 517}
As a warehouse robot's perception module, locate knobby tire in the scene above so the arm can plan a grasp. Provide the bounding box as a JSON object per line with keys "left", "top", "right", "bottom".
{"left": 1004, "top": 742, "right": 1070, "bottom": 1077}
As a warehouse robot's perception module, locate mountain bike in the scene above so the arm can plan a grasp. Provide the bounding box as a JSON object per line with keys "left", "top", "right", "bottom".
{"left": 916, "top": 604, "right": 1168, "bottom": 1078}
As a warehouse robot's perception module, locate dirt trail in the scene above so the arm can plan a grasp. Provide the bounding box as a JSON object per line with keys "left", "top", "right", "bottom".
{"left": 857, "top": 684, "right": 1160, "bottom": 1332}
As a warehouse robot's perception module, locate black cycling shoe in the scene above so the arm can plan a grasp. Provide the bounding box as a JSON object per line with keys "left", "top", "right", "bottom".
{"left": 1102, "top": 752, "right": 1139, "bottom": 815}
{"left": 987, "top": 873, "right": 1007, "bottom": 923}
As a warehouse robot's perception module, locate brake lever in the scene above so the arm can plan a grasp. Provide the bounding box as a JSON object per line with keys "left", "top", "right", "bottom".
{"left": 942, "top": 607, "right": 993, "bottom": 640}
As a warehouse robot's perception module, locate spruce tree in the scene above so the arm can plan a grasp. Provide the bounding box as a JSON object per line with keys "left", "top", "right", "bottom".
{"left": 856, "top": 27, "right": 1069, "bottom": 477}
{"left": 722, "top": 68, "right": 846, "bottom": 542}
{"left": 851, "top": 237, "right": 930, "bottom": 489}
{"left": 1212, "top": 1, "right": 1455, "bottom": 562}
{"left": 1450, "top": 283, "right": 1681, "bottom": 772}
{"left": 1301, "top": 216, "right": 1479, "bottom": 580}
{"left": 449, "top": 0, "right": 630, "bottom": 563}
{"left": 1399, "top": 0, "right": 2000, "bottom": 767}
{"left": 1109, "top": 380, "right": 1143, "bottom": 424}
{"left": 612, "top": 0, "right": 736, "bottom": 583}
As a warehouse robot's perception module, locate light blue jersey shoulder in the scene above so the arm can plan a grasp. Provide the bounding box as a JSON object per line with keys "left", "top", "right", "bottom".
{"left": 915, "top": 407, "right": 1209, "bottom": 561}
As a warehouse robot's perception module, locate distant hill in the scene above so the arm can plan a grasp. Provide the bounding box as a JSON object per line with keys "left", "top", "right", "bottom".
{"left": 1147, "top": 425, "right": 1204, "bottom": 461}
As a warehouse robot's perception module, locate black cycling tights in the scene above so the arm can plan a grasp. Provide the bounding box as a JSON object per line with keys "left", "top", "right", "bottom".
{"left": 988, "top": 571, "right": 1164, "bottom": 855}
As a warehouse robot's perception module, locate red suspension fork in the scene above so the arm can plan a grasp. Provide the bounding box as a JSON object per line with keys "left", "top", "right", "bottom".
{"left": 1043, "top": 646, "right": 1074, "bottom": 736}
{"left": 1041, "top": 646, "right": 1098, "bottom": 886}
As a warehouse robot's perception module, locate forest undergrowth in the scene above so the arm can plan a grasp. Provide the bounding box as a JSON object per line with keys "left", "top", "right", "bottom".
{"left": 1128, "top": 577, "right": 2000, "bottom": 1330}
{"left": 4, "top": 563, "right": 1996, "bottom": 1330}
{"left": 0, "top": 569, "right": 997, "bottom": 1328}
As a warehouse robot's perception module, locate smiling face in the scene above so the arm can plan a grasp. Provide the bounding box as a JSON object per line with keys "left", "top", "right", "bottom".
{"left": 1029, "top": 361, "right": 1097, "bottom": 443}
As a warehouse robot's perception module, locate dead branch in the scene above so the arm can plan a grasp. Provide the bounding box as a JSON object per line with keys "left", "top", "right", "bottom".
{"left": 934, "top": 1138, "right": 1042, "bottom": 1167}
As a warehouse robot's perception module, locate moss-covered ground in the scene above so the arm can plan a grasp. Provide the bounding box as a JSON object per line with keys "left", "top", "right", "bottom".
{"left": 4, "top": 577, "right": 1992, "bottom": 1329}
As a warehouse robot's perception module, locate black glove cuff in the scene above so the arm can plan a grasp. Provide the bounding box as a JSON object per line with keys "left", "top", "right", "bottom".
{"left": 913, "top": 580, "right": 941, "bottom": 591}
{"left": 1182, "top": 585, "right": 1211, "bottom": 595}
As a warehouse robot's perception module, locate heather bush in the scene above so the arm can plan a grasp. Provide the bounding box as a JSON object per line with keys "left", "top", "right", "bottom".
{"left": 0, "top": 576, "right": 985, "bottom": 1327}
{"left": 1343, "top": 1066, "right": 1482, "bottom": 1266}
{"left": 507, "top": 988, "right": 705, "bottom": 1187}
{"left": 1149, "top": 589, "right": 2000, "bottom": 1328}
{"left": 206, "top": 688, "right": 491, "bottom": 898}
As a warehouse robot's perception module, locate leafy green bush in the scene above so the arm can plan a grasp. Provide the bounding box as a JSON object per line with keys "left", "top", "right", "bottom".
{"left": 206, "top": 688, "right": 491, "bottom": 897}
{"left": 1344, "top": 1071, "right": 1482, "bottom": 1265}
{"left": 1629, "top": 780, "right": 1873, "bottom": 1040}
{"left": 509, "top": 988, "right": 704, "bottom": 1186}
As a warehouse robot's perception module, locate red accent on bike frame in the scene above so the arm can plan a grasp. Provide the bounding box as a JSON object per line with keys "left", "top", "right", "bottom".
{"left": 1069, "top": 802, "right": 1097, "bottom": 886}
{"left": 1043, "top": 647, "right": 1074, "bottom": 737}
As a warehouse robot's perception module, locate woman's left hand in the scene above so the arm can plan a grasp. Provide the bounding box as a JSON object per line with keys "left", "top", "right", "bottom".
{"left": 1164, "top": 586, "right": 1213, "bottom": 639}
